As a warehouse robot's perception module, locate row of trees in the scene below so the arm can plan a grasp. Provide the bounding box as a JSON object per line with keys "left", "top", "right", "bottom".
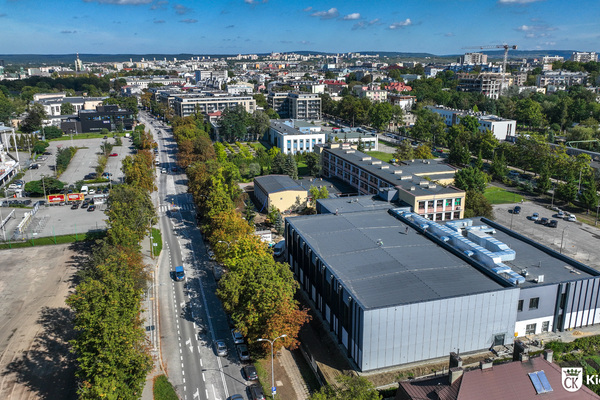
{"left": 174, "top": 112, "right": 311, "bottom": 354}
{"left": 321, "top": 93, "right": 404, "bottom": 130}
{"left": 66, "top": 129, "right": 157, "bottom": 398}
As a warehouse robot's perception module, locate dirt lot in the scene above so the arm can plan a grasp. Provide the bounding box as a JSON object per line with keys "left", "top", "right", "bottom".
{"left": 0, "top": 243, "right": 81, "bottom": 400}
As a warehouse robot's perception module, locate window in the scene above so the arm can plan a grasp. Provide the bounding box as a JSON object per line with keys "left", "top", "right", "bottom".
{"left": 529, "top": 297, "right": 539, "bottom": 310}
{"left": 526, "top": 323, "right": 537, "bottom": 335}
{"left": 542, "top": 321, "right": 549, "bottom": 332}
{"left": 518, "top": 300, "right": 524, "bottom": 312}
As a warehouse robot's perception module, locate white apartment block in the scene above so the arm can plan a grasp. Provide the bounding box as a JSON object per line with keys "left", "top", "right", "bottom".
{"left": 426, "top": 105, "right": 516, "bottom": 141}
{"left": 172, "top": 94, "right": 256, "bottom": 118}
{"left": 352, "top": 86, "right": 388, "bottom": 102}
{"left": 388, "top": 95, "right": 416, "bottom": 112}
{"left": 226, "top": 83, "right": 254, "bottom": 95}
{"left": 459, "top": 52, "right": 488, "bottom": 64}
{"left": 267, "top": 120, "right": 325, "bottom": 155}
{"left": 536, "top": 71, "right": 588, "bottom": 89}
{"left": 542, "top": 55, "right": 564, "bottom": 64}
{"left": 571, "top": 52, "right": 598, "bottom": 63}
{"left": 124, "top": 77, "right": 186, "bottom": 89}
{"left": 195, "top": 70, "right": 228, "bottom": 81}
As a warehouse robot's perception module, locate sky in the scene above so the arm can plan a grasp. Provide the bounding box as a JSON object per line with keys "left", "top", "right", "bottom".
{"left": 0, "top": 0, "right": 598, "bottom": 56}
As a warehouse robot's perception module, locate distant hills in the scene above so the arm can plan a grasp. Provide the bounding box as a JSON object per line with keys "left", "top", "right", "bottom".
{"left": 0, "top": 50, "right": 594, "bottom": 65}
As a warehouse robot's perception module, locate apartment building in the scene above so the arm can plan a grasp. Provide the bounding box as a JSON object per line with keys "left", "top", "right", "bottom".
{"left": 194, "top": 70, "right": 228, "bottom": 81}
{"left": 352, "top": 86, "right": 388, "bottom": 103}
{"left": 459, "top": 52, "right": 488, "bottom": 64}
{"left": 536, "top": 70, "right": 589, "bottom": 89}
{"left": 570, "top": 52, "right": 598, "bottom": 63}
{"left": 426, "top": 105, "right": 516, "bottom": 141}
{"left": 319, "top": 143, "right": 465, "bottom": 221}
{"left": 267, "top": 92, "right": 322, "bottom": 120}
{"left": 388, "top": 94, "right": 416, "bottom": 112}
{"left": 457, "top": 73, "right": 503, "bottom": 99}
{"left": 172, "top": 93, "right": 256, "bottom": 118}
{"left": 124, "top": 76, "right": 186, "bottom": 89}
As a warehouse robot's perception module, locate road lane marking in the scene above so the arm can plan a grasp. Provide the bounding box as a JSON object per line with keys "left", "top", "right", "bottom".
{"left": 202, "top": 373, "right": 205, "bottom": 382}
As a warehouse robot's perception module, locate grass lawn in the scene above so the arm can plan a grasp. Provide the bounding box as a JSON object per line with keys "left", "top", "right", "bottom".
{"left": 367, "top": 151, "right": 395, "bottom": 163}
{"left": 298, "top": 162, "right": 309, "bottom": 177}
{"left": 151, "top": 227, "right": 162, "bottom": 257}
{"left": 484, "top": 186, "right": 524, "bottom": 204}
{"left": 0, "top": 230, "right": 106, "bottom": 250}
{"left": 51, "top": 131, "right": 132, "bottom": 141}
{"left": 153, "top": 375, "right": 178, "bottom": 400}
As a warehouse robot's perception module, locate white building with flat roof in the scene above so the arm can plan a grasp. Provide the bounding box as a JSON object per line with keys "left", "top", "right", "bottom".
{"left": 266, "top": 119, "right": 326, "bottom": 155}
{"left": 426, "top": 105, "right": 516, "bottom": 141}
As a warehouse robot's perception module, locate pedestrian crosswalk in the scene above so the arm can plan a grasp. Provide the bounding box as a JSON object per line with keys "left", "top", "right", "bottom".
{"left": 157, "top": 203, "right": 195, "bottom": 213}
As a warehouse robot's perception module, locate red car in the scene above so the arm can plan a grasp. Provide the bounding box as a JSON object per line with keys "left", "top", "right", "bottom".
{"left": 109, "top": 153, "right": 118, "bottom": 157}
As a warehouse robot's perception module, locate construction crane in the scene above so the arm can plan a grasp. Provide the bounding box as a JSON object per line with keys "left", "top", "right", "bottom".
{"left": 462, "top": 44, "right": 518, "bottom": 93}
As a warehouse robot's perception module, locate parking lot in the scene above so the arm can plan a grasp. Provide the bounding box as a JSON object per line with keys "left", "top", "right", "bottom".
{"left": 493, "top": 201, "right": 600, "bottom": 270}
{"left": 21, "top": 136, "right": 134, "bottom": 186}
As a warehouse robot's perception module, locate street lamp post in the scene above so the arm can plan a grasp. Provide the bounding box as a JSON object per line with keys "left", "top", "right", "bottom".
{"left": 560, "top": 227, "right": 567, "bottom": 254}
{"left": 257, "top": 334, "right": 287, "bottom": 397}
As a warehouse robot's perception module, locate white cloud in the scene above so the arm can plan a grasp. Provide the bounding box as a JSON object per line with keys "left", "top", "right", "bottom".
{"left": 444, "top": 32, "right": 455, "bottom": 37}
{"left": 83, "top": 0, "right": 152, "bottom": 4}
{"left": 368, "top": 18, "right": 380, "bottom": 25}
{"left": 352, "top": 22, "right": 365, "bottom": 30}
{"left": 498, "top": 0, "right": 544, "bottom": 4}
{"left": 150, "top": 0, "right": 168, "bottom": 10}
{"left": 303, "top": 6, "right": 312, "bottom": 12}
{"left": 389, "top": 19, "right": 412, "bottom": 29}
{"left": 180, "top": 18, "right": 197, "bottom": 23}
{"left": 343, "top": 13, "right": 361, "bottom": 20}
{"left": 174, "top": 3, "right": 192, "bottom": 14}
{"left": 516, "top": 23, "right": 556, "bottom": 38}
{"left": 61, "top": 30, "right": 77, "bottom": 34}
{"left": 311, "top": 8, "right": 339, "bottom": 19}
{"left": 244, "top": 0, "right": 268, "bottom": 4}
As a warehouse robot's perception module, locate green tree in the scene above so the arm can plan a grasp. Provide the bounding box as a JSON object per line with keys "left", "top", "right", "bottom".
{"left": 516, "top": 98, "right": 546, "bottom": 127}
{"left": 411, "top": 108, "right": 446, "bottom": 144}
{"left": 249, "top": 110, "right": 270, "bottom": 141}
{"left": 32, "top": 140, "right": 49, "bottom": 154}
{"left": 24, "top": 177, "right": 65, "bottom": 196}
{"left": 368, "top": 102, "right": 394, "bottom": 131}
{"left": 454, "top": 166, "right": 489, "bottom": 193}
{"left": 448, "top": 142, "right": 471, "bottom": 166}
{"left": 309, "top": 375, "right": 382, "bottom": 400}
{"left": 464, "top": 190, "right": 494, "bottom": 219}
{"left": 60, "top": 102, "right": 75, "bottom": 115}
{"left": 393, "top": 140, "right": 414, "bottom": 161}
{"left": 305, "top": 152, "right": 321, "bottom": 177}
{"left": 579, "top": 178, "right": 599, "bottom": 211}
{"left": 283, "top": 154, "right": 298, "bottom": 179}
{"left": 122, "top": 150, "right": 156, "bottom": 192}
{"left": 20, "top": 103, "right": 47, "bottom": 133}
{"left": 43, "top": 125, "right": 63, "bottom": 139}
{"left": 105, "top": 185, "right": 157, "bottom": 249}
{"left": 536, "top": 164, "right": 552, "bottom": 194}
{"left": 243, "top": 201, "right": 256, "bottom": 226}
{"left": 309, "top": 185, "right": 329, "bottom": 207}
{"left": 414, "top": 144, "right": 434, "bottom": 159}
{"left": 220, "top": 105, "right": 249, "bottom": 142}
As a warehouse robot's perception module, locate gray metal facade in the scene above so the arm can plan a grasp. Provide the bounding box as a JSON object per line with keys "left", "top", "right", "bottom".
{"left": 361, "top": 290, "right": 519, "bottom": 370}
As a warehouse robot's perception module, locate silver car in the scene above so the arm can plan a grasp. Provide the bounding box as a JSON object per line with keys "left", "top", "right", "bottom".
{"left": 231, "top": 329, "right": 244, "bottom": 344}
{"left": 215, "top": 340, "right": 228, "bottom": 357}
{"left": 237, "top": 344, "right": 250, "bottom": 361}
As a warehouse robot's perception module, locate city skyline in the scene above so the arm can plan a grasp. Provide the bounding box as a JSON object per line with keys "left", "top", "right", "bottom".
{"left": 0, "top": 0, "right": 598, "bottom": 55}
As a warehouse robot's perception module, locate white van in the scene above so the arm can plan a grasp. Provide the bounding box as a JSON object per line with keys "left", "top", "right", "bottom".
{"left": 80, "top": 185, "right": 89, "bottom": 195}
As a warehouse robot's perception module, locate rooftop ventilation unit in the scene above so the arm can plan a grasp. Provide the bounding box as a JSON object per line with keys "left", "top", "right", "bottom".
{"left": 410, "top": 186, "right": 416, "bottom": 191}
{"left": 535, "top": 275, "right": 545, "bottom": 283}
{"left": 345, "top": 150, "right": 355, "bottom": 154}
{"left": 393, "top": 170, "right": 403, "bottom": 174}
{"left": 371, "top": 161, "right": 381, "bottom": 165}
{"left": 429, "top": 184, "right": 437, "bottom": 189}
{"left": 380, "top": 165, "right": 389, "bottom": 169}
{"left": 361, "top": 157, "right": 372, "bottom": 161}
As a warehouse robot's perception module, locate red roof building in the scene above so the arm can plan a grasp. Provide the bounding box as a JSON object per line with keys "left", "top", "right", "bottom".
{"left": 383, "top": 82, "right": 412, "bottom": 92}
{"left": 396, "top": 350, "right": 600, "bottom": 400}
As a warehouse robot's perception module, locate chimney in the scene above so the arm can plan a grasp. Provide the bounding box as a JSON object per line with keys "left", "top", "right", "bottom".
{"left": 449, "top": 352, "right": 463, "bottom": 368}
{"left": 520, "top": 353, "right": 530, "bottom": 362}
{"left": 449, "top": 367, "right": 463, "bottom": 384}
{"left": 543, "top": 349, "right": 554, "bottom": 363}
{"left": 480, "top": 358, "right": 493, "bottom": 370}
{"left": 513, "top": 340, "right": 528, "bottom": 361}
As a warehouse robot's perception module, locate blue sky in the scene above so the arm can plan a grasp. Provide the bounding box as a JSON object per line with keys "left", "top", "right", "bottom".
{"left": 0, "top": 0, "right": 598, "bottom": 55}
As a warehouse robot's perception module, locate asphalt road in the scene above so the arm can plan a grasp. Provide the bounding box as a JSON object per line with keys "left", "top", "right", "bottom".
{"left": 142, "top": 112, "right": 250, "bottom": 400}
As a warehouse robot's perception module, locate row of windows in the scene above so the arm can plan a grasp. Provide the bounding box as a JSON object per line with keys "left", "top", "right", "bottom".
{"left": 525, "top": 321, "right": 549, "bottom": 335}
{"left": 517, "top": 297, "right": 539, "bottom": 312}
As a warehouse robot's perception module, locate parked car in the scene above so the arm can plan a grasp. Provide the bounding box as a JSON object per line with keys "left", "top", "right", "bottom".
{"left": 88, "top": 189, "right": 96, "bottom": 195}
{"left": 539, "top": 217, "right": 549, "bottom": 226}
{"left": 237, "top": 344, "right": 250, "bottom": 361}
{"left": 530, "top": 212, "right": 539, "bottom": 221}
{"left": 565, "top": 214, "right": 577, "bottom": 222}
{"left": 513, "top": 206, "right": 521, "bottom": 214}
{"left": 71, "top": 203, "right": 79, "bottom": 210}
{"left": 248, "top": 384, "right": 265, "bottom": 400}
{"left": 161, "top": 168, "right": 167, "bottom": 174}
{"left": 87, "top": 205, "right": 96, "bottom": 212}
{"left": 229, "top": 395, "right": 244, "bottom": 400}
{"left": 231, "top": 329, "right": 244, "bottom": 344}
{"left": 556, "top": 210, "right": 565, "bottom": 218}
{"left": 548, "top": 219, "right": 558, "bottom": 228}
{"left": 81, "top": 202, "right": 89, "bottom": 209}
{"left": 243, "top": 365, "right": 258, "bottom": 381}
{"left": 109, "top": 153, "right": 118, "bottom": 157}
{"left": 215, "top": 340, "right": 228, "bottom": 357}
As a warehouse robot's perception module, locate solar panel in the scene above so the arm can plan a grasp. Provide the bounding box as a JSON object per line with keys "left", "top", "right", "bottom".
{"left": 528, "top": 372, "right": 546, "bottom": 394}
{"left": 537, "top": 370, "right": 553, "bottom": 393}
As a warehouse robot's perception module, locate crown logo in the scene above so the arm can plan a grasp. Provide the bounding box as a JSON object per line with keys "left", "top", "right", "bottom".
{"left": 565, "top": 368, "right": 581, "bottom": 377}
